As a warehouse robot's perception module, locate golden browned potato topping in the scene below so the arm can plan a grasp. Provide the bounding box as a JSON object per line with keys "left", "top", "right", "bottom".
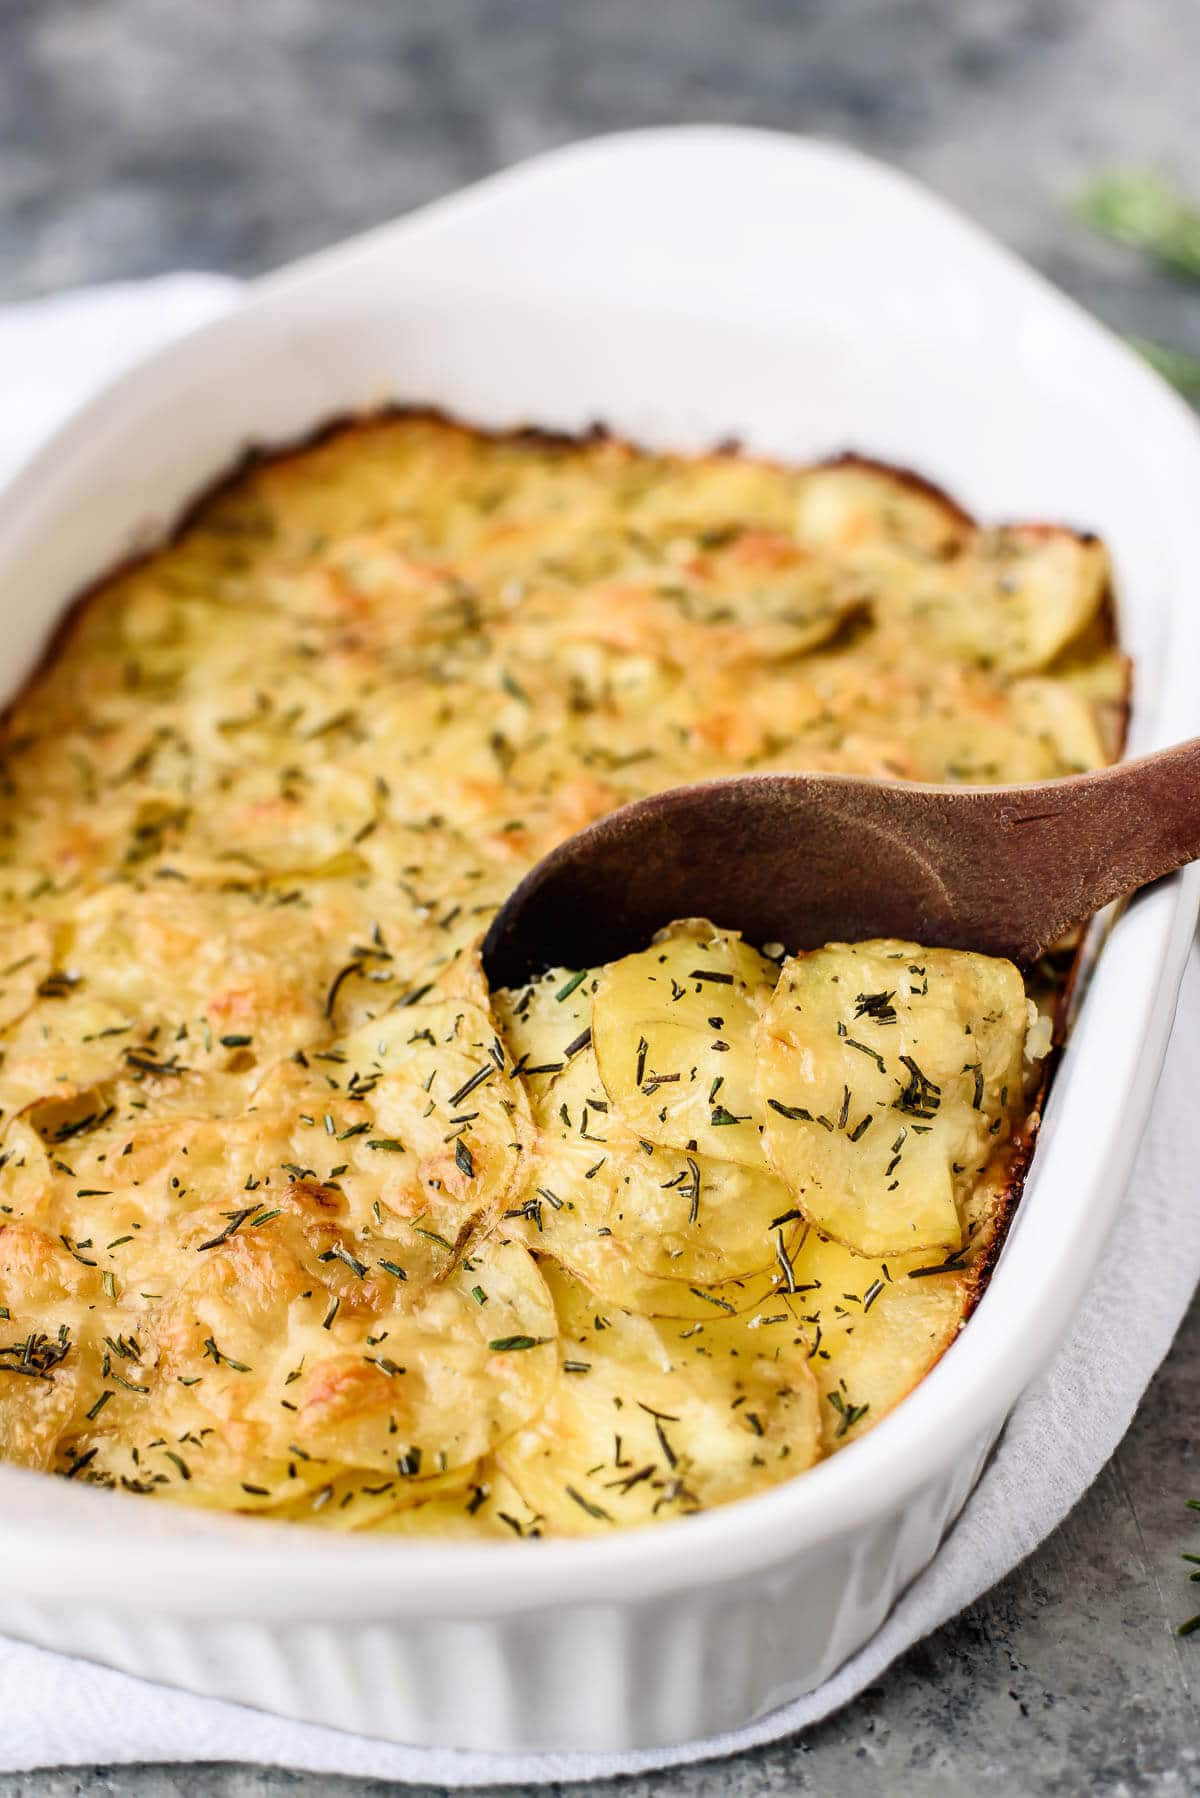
{"left": 0, "top": 415, "right": 1120, "bottom": 1534}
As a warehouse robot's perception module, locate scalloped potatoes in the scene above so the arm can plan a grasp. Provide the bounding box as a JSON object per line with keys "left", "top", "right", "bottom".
{"left": 756, "top": 940, "right": 1028, "bottom": 1257}
{"left": 0, "top": 415, "right": 1118, "bottom": 1534}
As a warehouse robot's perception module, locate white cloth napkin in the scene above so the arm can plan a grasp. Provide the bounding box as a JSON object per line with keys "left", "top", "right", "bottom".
{"left": 1, "top": 278, "right": 1198, "bottom": 1783}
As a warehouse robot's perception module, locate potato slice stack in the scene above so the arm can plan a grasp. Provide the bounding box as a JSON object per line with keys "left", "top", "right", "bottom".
{"left": 0, "top": 995, "right": 557, "bottom": 1523}
{"left": 491, "top": 920, "right": 1039, "bottom": 1525}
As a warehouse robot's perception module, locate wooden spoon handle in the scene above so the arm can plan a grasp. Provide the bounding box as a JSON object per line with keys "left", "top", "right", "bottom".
{"left": 949, "top": 734, "right": 1200, "bottom": 963}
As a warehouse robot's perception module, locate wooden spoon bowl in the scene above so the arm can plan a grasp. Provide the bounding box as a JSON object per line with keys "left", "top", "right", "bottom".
{"left": 482, "top": 740, "right": 1200, "bottom": 987}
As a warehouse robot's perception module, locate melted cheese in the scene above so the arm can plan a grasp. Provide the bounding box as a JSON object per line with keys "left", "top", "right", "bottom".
{"left": 0, "top": 415, "right": 1118, "bottom": 1532}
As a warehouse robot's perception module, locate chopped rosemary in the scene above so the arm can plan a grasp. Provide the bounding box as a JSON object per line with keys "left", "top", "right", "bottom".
{"left": 565, "top": 1484, "right": 613, "bottom": 1521}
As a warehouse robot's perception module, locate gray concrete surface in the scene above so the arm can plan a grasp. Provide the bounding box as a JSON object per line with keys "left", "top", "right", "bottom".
{"left": 0, "top": 2, "right": 1198, "bottom": 1792}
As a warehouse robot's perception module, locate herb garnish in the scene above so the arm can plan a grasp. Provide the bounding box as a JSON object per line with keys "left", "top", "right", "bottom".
{"left": 1180, "top": 1496, "right": 1200, "bottom": 1638}
{"left": 827, "top": 1390, "right": 870, "bottom": 1438}
{"left": 565, "top": 1484, "right": 613, "bottom": 1522}
{"left": 840, "top": 1030, "right": 886, "bottom": 1072}
{"left": 854, "top": 990, "right": 897, "bottom": 1024}
{"left": 0, "top": 1326, "right": 72, "bottom": 1380}
{"left": 768, "top": 1098, "right": 812, "bottom": 1122}
{"left": 894, "top": 1055, "right": 941, "bottom": 1119}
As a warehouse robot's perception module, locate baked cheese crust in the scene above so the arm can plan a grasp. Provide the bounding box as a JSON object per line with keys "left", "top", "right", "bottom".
{"left": 0, "top": 413, "right": 1122, "bottom": 1533}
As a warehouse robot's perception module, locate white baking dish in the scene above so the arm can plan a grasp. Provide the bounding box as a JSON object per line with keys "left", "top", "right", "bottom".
{"left": 0, "top": 127, "right": 1198, "bottom": 1755}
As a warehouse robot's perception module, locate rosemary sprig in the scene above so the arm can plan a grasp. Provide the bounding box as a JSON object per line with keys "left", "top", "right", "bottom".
{"left": 1127, "top": 336, "right": 1200, "bottom": 399}
{"left": 1181, "top": 1497, "right": 1200, "bottom": 1639}
{"left": 1076, "top": 172, "right": 1200, "bottom": 279}
{"left": 1074, "top": 172, "right": 1200, "bottom": 399}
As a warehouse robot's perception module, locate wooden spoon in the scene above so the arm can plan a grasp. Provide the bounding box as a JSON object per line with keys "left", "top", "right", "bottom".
{"left": 481, "top": 740, "right": 1200, "bottom": 987}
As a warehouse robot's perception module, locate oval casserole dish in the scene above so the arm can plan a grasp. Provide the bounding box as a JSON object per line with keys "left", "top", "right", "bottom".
{"left": 0, "top": 128, "right": 1198, "bottom": 1754}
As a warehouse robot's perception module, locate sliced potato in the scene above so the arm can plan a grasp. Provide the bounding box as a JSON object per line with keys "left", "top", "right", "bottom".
{"left": 288, "top": 1236, "right": 557, "bottom": 1477}
{"left": 497, "top": 1261, "right": 820, "bottom": 1533}
{"left": 622, "top": 455, "right": 800, "bottom": 539}
{"left": 871, "top": 528, "right": 1109, "bottom": 675}
{"left": 269, "top": 1460, "right": 482, "bottom": 1530}
{"left": 592, "top": 921, "right": 777, "bottom": 1168}
{"left": 522, "top": 1229, "right": 795, "bottom": 1322}
{"left": 73, "top": 1232, "right": 556, "bottom": 1509}
{"left": 337, "top": 997, "right": 531, "bottom": 1234}
{"left": 535, "top": 542, "right": 868, "bottom": 669}
{"left": 785, "top": 1227, "right": 969, "bottom": 1450}
{"left": 0, "top": 919, "right": 53, "bottom": 1032}
{"left": 755, "top": 940, "right": 1027, "bottom": 1257}
{"left": 1008, "top": 676, "right": 1109, "bottom": 774}
{"left": 1050, "top": 635, "right": 1129, "bottom": 706}
{"left": 262, "top": 1443, "right": 542, "bottom": 1538}
{"left": 819, "top": 1277, "right": 967, "bottom": 1452}
{"left": 675, "top": 527, "right": 868, "bottom": 663}
{"left": 244, "top": 996, "right": 532, "bottom": 1252}
{"left": 493, "top": 964, "right": 599, "bottom": 1102}
{"left": 794, "top": 461, "right": 970, "bottom": 557}
{"left": 516, "top": 1046, "right": 793, "bottom": 1289}
{"left": 371, "top": 1465, "right": 545, "bottom": 1538}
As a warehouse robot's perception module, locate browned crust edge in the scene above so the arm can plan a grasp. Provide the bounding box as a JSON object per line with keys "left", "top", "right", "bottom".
{"left": 3, "top": 403, "right": 1121, "bottom": 742}
{"left": 813, "top": 449, "right": 977, "bottom": 533}
{"left": 959, "top": 1090, "right": 1048, "bottom": 1328}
